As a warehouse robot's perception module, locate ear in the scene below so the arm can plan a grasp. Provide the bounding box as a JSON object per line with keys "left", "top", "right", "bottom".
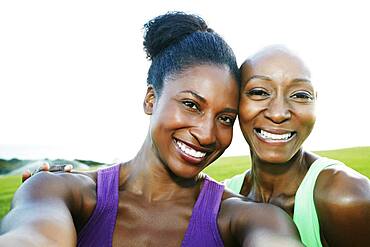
{"left": 143, "top": 86, "right": 156, "bottom": 115}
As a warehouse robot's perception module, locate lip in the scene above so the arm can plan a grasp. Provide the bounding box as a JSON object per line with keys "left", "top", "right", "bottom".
{"left": 253, "top": 128, "right": 296, "bottom": 144}
{"left": 174, "top": 138, "right": 214, "bottom": 153}
{"left": 255, "top": 127, "right": 295, "bottom": 135}
{"left": 173, "top": 138, "right": 211, "bottom": 165}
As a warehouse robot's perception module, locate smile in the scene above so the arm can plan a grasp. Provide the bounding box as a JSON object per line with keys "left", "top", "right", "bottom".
{"left": 254, "top": 128, "right": 296, "bottom": 142}
{"left": 175, "top": 140, "right": 207, "bottom": 158}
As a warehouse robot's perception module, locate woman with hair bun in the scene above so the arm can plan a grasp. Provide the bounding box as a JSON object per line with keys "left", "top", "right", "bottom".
{"left": 0, "top": 12, "right": 302, "bottom": 246}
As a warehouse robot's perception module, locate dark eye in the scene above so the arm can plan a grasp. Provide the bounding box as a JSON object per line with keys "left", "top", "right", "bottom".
{"left": 246, "top": 88, "right": 270, "bottom": 100}
{"left": 218, "top": 115, "right": 235, "bottom": 126}
{"left": 290, "top": 91, "right": 314, "bottom": 101}
{"left": 182, "top": 100, "right": 200, "bottom": 111}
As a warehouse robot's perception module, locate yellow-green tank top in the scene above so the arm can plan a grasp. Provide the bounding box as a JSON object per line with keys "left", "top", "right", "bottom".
{"left": 223, "top": 157, "right": 340, "bottom": 247}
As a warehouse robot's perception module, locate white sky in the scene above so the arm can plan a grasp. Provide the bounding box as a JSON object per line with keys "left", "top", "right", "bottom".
{"left": 1, "top": 0, "right": 370, "bottom": 163}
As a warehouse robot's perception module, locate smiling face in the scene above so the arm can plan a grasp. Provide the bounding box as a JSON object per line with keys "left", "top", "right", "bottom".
{"left": 239, "top": 48, "right": 316, "bottom": 164}
{"left": 146, "top": 64, "right": 239, "bottom": 178}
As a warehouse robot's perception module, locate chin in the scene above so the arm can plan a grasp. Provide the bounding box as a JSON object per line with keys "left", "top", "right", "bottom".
{"left": 169, "top": 163, "right": 203, "bottom": 179}
{"left": 256, "top": 151, "right": 293, "bottom": 164}
{"left": 262, "top": 156, "right": 290, "bottom": 164}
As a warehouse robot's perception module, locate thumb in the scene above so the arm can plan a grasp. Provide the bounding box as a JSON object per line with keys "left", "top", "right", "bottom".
{"left": 22, "top": 169, "right": 32, "bottom": 183}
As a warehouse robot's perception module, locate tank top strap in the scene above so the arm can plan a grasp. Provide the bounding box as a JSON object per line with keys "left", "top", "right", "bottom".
{"left": 181, "top": 175, "right": 225, "bottom": 247}
{"left": 77, "top": 164, "right": 120, "bottom": 247}
{"left": 293, "top": 157, "right": 340, "bottom": 247}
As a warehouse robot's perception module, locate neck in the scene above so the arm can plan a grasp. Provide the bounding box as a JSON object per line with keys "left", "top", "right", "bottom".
{"left": 121, "top": 134, "right": 201, "bottom": 202}
{"left": 249, "top": 149, "right": 315, "bottom": 202}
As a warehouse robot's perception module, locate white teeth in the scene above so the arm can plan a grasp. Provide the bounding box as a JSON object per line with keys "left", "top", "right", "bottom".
{"left": 176, "top": 141, "right": 206, "bottom": 158}
{"left": 259, "top": 129, "right": 293, "bottom": 141}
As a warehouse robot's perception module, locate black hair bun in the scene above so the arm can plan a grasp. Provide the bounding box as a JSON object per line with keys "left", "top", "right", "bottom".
{"left": 143, "top": 11, "right": 213, "bottom": 60}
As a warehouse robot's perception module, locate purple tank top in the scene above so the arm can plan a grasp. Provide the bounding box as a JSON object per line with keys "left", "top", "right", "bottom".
{"left": 77, "top": 164, "right": 225, "bottom": 247}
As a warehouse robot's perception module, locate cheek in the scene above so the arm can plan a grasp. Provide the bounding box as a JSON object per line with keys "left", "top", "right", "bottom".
{"left": 294, "top": 106, "right": 316, "bottom": 132}
{"left": 218, "top": 127, "right": 234, "bottom": 148}
{"left": 150, "top": 103, "right": 182, "bottom": 137}
{"left": 152, "top": 101, "right": 183, "bottom": 125}
{"left": 238, "top": 98, "right": 261, "bottom": 129}
{"left": 305, "top": 114, "right": 316, "bottom": 135}
{"left": 289, "top": 107, "right": 316, "bottom": 151}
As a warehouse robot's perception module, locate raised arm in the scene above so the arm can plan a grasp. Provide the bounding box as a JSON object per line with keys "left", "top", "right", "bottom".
{"left": 315, "top": 165, "right": 370, "bottom": 246}
{"left": 219, "top": 197, "right": 303, "bottom": 247}
{"left": 0, "top": 172, "right": 87, "bottom": 246}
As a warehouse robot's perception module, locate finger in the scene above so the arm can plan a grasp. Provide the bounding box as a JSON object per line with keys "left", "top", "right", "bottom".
{"left": 40, "top": 162, "right": 50, "bottom": 171}
{"left": 64, "top": 164, "right": 73, "bottom": 172}
{"left": 31, "top": 162, "right": 50, "bottom": 176}
{"left": 22, "top": 169, "right": 32, "bottom": 183}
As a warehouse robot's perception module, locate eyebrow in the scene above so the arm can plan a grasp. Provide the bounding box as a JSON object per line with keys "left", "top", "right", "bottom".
{"left": 245, "top": 75, "right": 311, "bottom": 84}
{"left": 223, "top": 107, "right": 238, "bottom": 114}
{"left": 291, "top": 78, "right": 312, "bottom": 84}
{"left": 179, "top": 90, "right": 238, "bottom": 114}
{"left": 179, "top": 90, "right": 206, "bottom": 103}
{"left": 244, "top": 75, "right": 272, "bottom": 84}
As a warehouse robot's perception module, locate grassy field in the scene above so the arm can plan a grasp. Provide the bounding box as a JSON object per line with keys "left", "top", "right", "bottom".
{"left": 0, "top": 175, "right": 22, "bottom": 220}
{"left": 1, "top": 146, "right": 369, "bottom": 220}
{"left": 204, "top": 146, "right": 370, "bottom": 181}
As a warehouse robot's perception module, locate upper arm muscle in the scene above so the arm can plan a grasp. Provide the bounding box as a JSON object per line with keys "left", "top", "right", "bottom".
{"left": 0, "top": 172, "right": 82, "bottom": 246}
{"left": 315, "top": 166, "right": 370, "bottom": 246}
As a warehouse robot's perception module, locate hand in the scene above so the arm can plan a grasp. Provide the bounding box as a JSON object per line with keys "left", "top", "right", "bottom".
{"left": 22, "top": 162, "right": 73, "bottom": 183}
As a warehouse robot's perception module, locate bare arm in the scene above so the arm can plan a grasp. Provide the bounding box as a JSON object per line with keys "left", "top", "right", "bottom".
{"left": 219, "top": 198, "right": 303, "bottom": 247}
{"left": 0, "top": 172, "right": 85, "bottom": 246}
{"left": 315, "top": 165, "right": 370, "bottom": 247}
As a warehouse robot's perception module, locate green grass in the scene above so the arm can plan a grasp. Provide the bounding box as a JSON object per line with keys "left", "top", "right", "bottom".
{"left": 314, "top": 147, "right": 370, "bottom": 177}
{"left": 203, "top": 155, "right": 251, "bottom": 181}
{"left": 1, "top": 146, "right": 369, "bottom": 219}
{"left": 204, "top": 146, "right": 370, "bottom": 181}
{"left": 0, "top": 175, "right": 22, "bottom": 220}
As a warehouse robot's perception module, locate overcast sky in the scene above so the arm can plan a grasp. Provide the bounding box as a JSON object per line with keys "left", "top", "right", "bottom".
{"left": 1, "top": 0, "right": 369, "bottom": 163}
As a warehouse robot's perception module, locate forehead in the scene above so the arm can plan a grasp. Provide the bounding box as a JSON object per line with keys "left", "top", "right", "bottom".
{"left": 163, "top": 64, "right": 239, "bottom": 104}
{"left": 166, "top": 64, "right": 237, "bottom": 92}
{"left": 242, "top": 51, "right": 311, "bottom": 83}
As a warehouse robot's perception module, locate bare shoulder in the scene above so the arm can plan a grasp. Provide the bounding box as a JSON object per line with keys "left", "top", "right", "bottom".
{"left": 11, "top": 170, "right": 98, "bottom": 228}
{"left": 0, "top": 171, "right": 97, "bottom": 246}
{"left": 218, "top": 197, "right": 301, "bottom": 246}
{"left": 314, "top": 163, "right": 370, "bottom": 246}
{"left": 315, "top": 163, "right": 370, "bottom": 206}
{"left": 16, "top": 170, "right": 96, "bottom": 202}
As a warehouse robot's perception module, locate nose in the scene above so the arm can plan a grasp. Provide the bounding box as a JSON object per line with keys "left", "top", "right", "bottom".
{"left": 190, "top": 115, "right": 217, "bottom": 148}
{"left": 264, "top": 95, "right": 291, "bottom": 124}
